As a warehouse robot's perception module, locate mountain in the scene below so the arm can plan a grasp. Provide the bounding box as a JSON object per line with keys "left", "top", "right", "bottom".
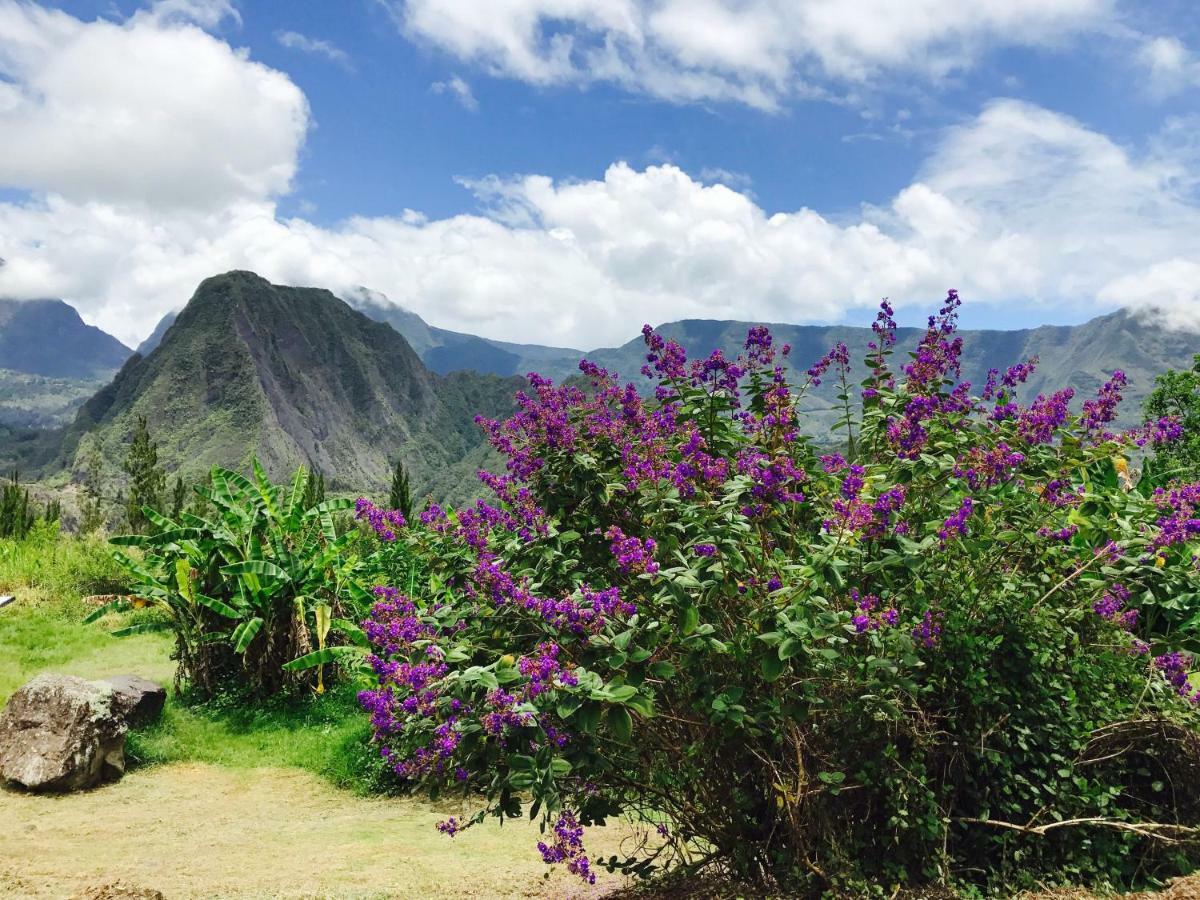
{"left": 59, "top": 271, "right": 521, "bottom": 504}
{"left": 0, "top": 298, "right": 130, "bottom": 379}
{"left": 0, "top": 298, "right": 132, "bottom": 428}
{"left": 342, "top": 287, "right": 583, "bottom": 378}
{"left": 339, "top": 291, "right": 1198, "bottom": 429}
{"left": 136, "top": 310, "right": 177, "bottom": 355}
{"left": 571, "top": 310, "right": 1199, "bottom": 430}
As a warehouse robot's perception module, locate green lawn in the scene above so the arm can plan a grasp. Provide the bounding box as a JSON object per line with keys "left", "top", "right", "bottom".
{"left": 0, "top": 533, "right": 634, "bottom": 899}
{"left": 0, "top": 533, "right": 387, "bottom": 790}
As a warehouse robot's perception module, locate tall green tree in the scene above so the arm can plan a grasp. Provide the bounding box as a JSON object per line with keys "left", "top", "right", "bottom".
{"left": 388, "top": 458, "right": 413, "bottom": 521}
{"left": 301, "top": 466, "right": 325, "bottom": 509}
{"left": 77, "top": 440, "right": 108, "bottom": 534}
{"left": 1144, "top": 353, "right": 1200, "bottom": 477}
{"left": 122, "top": 416, "right": 166, "bottom": 533}
{"left": 0, "top": 471, "right": 35, "bottom": 539}
{"left": 170, "top": 475, "right": 188, "bottom": 520}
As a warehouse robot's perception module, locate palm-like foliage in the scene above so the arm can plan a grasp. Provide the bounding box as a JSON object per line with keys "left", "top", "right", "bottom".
{"left": 88, "top": 460, "right": 369, "bottom": 696}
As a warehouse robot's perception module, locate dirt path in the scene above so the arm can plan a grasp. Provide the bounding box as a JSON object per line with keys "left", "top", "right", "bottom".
{"left": 0, "top": 763, "right": 634, "bottom": 899}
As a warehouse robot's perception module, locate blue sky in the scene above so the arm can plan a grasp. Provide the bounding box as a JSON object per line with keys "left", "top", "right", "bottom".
{"left": 2, "top": 0, "right": 1200, "bottom": 346}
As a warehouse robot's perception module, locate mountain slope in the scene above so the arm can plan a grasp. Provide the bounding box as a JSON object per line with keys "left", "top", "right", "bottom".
{"left": 0, "top": 298, "right": 130, "bottom": 379}
{"left": 343, "top": 287, "right": 583, "bottom": 378}
{"left": 339, "top": 290, "right": 1198, "bottom": 429}
{"left": 0, "top": 298, "right": 132, "bottom": 428}
{"left": 62, "top": 272, "right": 519, "bottom": 504}
{"left": 570, "top": 310, "right": 1199, "bottom": 431}
{"left": 136, "top": 310, "right": 178, "bottom": 355}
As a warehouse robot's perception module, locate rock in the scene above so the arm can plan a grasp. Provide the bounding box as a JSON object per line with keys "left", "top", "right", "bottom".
{"left": 0, "top": 674, "right": 127, "bottom": 792}
{"left": 101, "top": 675, "right": 166, "bottom": 727}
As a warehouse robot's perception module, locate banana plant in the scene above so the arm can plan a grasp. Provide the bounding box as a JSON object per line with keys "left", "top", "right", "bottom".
{"left": 89, "top": 460, "right": 370, "bottom": 697}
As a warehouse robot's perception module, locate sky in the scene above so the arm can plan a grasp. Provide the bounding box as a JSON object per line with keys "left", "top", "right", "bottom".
{"left": 1, "top": 0, "right": 1200, "bottom": 350}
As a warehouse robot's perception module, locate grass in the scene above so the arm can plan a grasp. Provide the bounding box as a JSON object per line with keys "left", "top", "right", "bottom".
{"left": 127, "top": 685, "right": 392, "bottom": 793}
{"left": 0, "top": 531, "right": 635, "bottom": 897}
{"left": 0, "top": 530, "right": 174, "bottom": 701}
{"left": 0, "top": 531, "right": 392, "bottom": 791}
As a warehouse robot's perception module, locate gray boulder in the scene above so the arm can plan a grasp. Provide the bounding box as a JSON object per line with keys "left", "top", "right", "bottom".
{"left": 0, "top": 674, "right": 127, "bottom": 791}
{"left": 101, "top": 674, "right": 166, "bottom": 727}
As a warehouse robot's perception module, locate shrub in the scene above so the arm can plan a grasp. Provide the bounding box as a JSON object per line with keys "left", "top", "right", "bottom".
{"left": 1144, "top": 353, "right": 1200, "bottom": 479}
{"left": 92, "top": 462, "right": 370, "bottom": 697}
{"left": 357, "top": 293, "right": 1200, "bottom": 893}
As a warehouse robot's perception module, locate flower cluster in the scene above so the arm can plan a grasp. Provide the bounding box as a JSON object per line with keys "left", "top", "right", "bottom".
{"left": 355, "top": 498, "right": 407, "bottom": 541}
{"left": 850, "top": 590, "right": 899, "bottom": 634}
{"left": 1151, "top": 482, "right": 1200, "bottom": 550}
{"left": 537, "top": 811, "right": 595, "bottom": 884}
{"left": 606, "top": 526, "right": 660, "bottom": 575}
{"left": 938, "top": 498, "right": 975, "bottom": 545}
{"left": 1093, "top": 583, "right": 1138, "bottom": 631}
{"left": 1152, "top": 652, "right": 1200, "bottom": 704}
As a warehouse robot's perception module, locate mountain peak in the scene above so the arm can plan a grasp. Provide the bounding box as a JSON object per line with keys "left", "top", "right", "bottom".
{"left": 0, "top": 297, "right": 131, "bottom": 380}
{"left": 58, "top": 274, "right": 520, "bottom": 504}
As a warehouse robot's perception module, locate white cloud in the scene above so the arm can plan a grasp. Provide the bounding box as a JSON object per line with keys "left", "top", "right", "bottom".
{"left": 383, "top": 0, "right": 1110, "bottom": 108}
{"left": 0, "top": 4, "right": 1198, "bottom": 349}
{"left": 1137, "top": 35, "right": 1200, "bottom": 95}
{"left": 431, "top": 74, "right": 478, "bottom": 110}
{"left": 0, "top": 1, "right": 308, "bottom": 210}
{"left": 275, "top": 29, "right": 354, "bottom": 71}
{"left": 1099, "top": 260, "right": 1200, "bottom": 331}
{"left": 5, "top": 98, "right": 1200, "bottom": 347}
{"left": 141, "top": 0, "right": 241, "bottom": 30}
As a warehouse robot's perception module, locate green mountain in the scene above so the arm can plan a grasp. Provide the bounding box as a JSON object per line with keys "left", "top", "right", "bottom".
{"left": 59, "top": 271, "right": 520, "bottom": 505}
{"left": 570, "top": 311, "right": 1199, "bottom": 430}
{"left": 0, "top": 298, "right": 133, "bottom": 429}
{"left": 338, "top": 291, "right": 1198, "bottom": 430}
{"left": 342, "top": 287, "right": 583, "bottom": 378}
{"left": 135, "top": 310, "right": 178, "bottom": 356}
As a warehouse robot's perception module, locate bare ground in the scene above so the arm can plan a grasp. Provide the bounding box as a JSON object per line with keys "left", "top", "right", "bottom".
{"left": 0, "top": 763, "right": 635, "bottom": 900}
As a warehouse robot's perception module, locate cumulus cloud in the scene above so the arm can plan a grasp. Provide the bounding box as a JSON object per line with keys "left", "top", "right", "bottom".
{"left": 275, "top": 29, "right": 354, "bottom": 71}
{"left": 5, "top": 96, "right": 1200, "bottom": 347}
{"left": 431, "top": 75, "right": 478, "bottom": 110}
{"left": 0, "top": 1, "right": 308, "bottom": 210}
{"left": 0, "top": 3, "right": 1198, "bottom": 349}
{"left": 382, "top": 0, "right": 1109, "bottom": 108}
{"left": 1137, "top": 35, "right": 1200, "bottom": 96}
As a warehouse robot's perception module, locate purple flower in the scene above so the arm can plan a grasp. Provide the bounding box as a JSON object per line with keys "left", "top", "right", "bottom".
{"left": 537, "top": 811, "right": 596, "bottom": 884}
{"left": 938, "top": 498, "right": 974, "bottom": 545}
{"left": 912, "top": 609, "right": 943, "bottom": 648}
{"left": 693, "top": 543, "right": 717, "bottom": 557}
{"left": 606, "top": 526, "right": 660, "bottom": 575}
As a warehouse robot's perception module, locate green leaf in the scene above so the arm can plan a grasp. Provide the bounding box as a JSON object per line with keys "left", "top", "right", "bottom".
{"left": 282, "top": 645, "right": 363, "bottom": 671}
{"left": 778, "top": 637, "right": 803, "bottom": 660}
{"left": 761, "top": 653, "right": 785, "bottom": 682}
{"left": 680, "top": 605, "right": 700, "bottom": 636}
{"left": 196, "top": 593, "right": 240, "bottom": 619}
{"left": 82, "top": 598, "right": 133, "bottom": 624}
{"left": 331, "top": 618, "right": 370, "bottom": 648}
{"left": 648, "top": 661, "right": 675, "bottom": 680}
{"left": 607, "top": 685, "right": 638, "bottom": 703}
{"left": 174, "top": 559, "right": 193, "bottom": 603}
{"left": 607, "top": 706, "right": 633, "bottom": 743}
{"left": 221, "top": 560, "right": 288, "bottom": 580}
{"left": 232, "top": 617, "right": 264, "bottom": 652}
{"left": 110, "top": 621, "right": 170, "bottom": 638}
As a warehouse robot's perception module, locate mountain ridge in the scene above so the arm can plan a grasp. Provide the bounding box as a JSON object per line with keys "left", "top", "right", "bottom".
{"left": 60, "top": 271, "right": 521, "bottom": 504}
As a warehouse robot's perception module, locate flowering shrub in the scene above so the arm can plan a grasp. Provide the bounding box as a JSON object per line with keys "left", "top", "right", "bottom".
{"left": 359, "top": 294, "right": 1200, "bottom": 891}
